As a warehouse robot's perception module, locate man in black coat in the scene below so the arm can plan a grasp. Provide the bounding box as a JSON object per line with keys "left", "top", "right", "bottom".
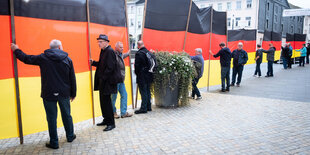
{"left": 90, "top": 34, "right": 117, "bottom": 131}
{"left": 134, "top": 41, "right": 153, "bottom": 114}
{"left": 307, "top": 43, "right": 310, "bottom": 64}
{"left": 231, "top": 42, "right": 248, "bottom": 87}
{"left": 281, "top": 43, "right": 290, "bottom": 69}
{"left": 11, "top": 40, "right": 76, "bottom": 149}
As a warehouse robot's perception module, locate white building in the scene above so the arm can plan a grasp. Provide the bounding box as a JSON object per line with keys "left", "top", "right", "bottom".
{"left": 127, "top": 0, "right": 145, "bottom": 48}
{"left": 194, "top": 0, "right": 259, "bottom": 30}
{"left": 304, "top": 16, "right": 310, "bottom": 42}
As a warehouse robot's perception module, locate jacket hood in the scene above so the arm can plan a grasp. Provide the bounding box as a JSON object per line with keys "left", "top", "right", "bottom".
{"left": 44, "top": 49, "right": 68, "bottom": 61}
{"left": 223, "top": 47, "right": 231, "bottom": 53}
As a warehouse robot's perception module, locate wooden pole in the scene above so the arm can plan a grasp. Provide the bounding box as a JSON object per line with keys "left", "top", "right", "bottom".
{"left": 86, "top": 0, "right": 95, "bottom": 125}
{"left": 207, "top": 7, "right": 213, "bottom": 92}
{"left": 182, "top": 0, "right": 193, "bottom": 51}
{"left": 10, "top": 0, "right": 24, "bottom": 144}
{"left": 124, "top": 0, "right": 135, "bottom": 109}
{"left": 226, "top": 11, "right": 228, "bottom": 47}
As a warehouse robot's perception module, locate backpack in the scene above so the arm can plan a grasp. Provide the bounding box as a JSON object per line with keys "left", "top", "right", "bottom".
{"left": 110, "top": 52, "right": 125, "bottom": 84}
{"left": 193, "top": 60, "right": 202, "bottom": 78}
{"left": 141, "top": 50, "right": 157, "bottom": 73}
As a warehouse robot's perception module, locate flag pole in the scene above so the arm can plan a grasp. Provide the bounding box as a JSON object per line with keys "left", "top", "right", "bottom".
{"left": 10, "top": 0, "right": 24, "bottom": 144}
{"left": 124, "top": 0, "right": 135, "bottom": 109}
{"left": 182, "top": 0, "right": 193, "bottom": 51}
{"left": 207, "top": 7, "right": 213, "bottom": 92}
{"left": 86, "top": 0, "right": 95, "bottom": 125}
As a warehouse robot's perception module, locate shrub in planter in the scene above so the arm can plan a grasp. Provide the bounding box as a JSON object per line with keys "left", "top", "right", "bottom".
{"left": 152, "top": 51, "right": 195, "bottom": 107}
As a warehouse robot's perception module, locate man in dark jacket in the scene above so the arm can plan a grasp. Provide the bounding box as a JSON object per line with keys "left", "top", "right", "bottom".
{"left": 210, "top": 42, "right": 232, "bottom": 92}
{"left": 231, "top": 42, "right": 248, "bottom": 87}
{"left": 263, "top": 43, "right": 276, "bottom": 77}
{"left": 91, "top": 34, "right": 117, "bottom": 131}
{"left": 134, "top": 41, "right": 153, "bottom": 114}
{"left": 281, "top": 43, "right": 290, "bottom": 69}
{"left": 288, "top": 43, "right": 293, "bottom": 68}
{"left": 190, "top": 48, "right": 204, "bottom": 100}
{"left": 11, "top": 40, "right": 76, "bottom": 149}
{"left": 254, "top": 44, "right": 263, "bottom": 77}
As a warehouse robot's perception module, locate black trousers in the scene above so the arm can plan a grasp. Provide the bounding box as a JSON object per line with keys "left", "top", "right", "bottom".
{"left": 192, "top": 77, "right": 201, "bottom": 98}
{"left": 99, "top": 90, "right": 115, "bottom": 125}
{"left": 299, "top": 56, "right": 305, "bottom": 66}
{"left": 288, "top": 56, "right": 292, "bottom": 68}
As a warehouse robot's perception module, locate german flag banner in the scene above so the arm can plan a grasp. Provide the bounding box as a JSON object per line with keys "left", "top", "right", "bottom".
{"left": 143, "top": 0, "right": 191, "bottom": 51}
{"left": 228, "top": 29, "right": 256, "bottom": 64}
{"left": 0, "top": 0, "right": 131, "bottom": 140}
{"left": 262, "top": 30, "right": 282, "bottom": 61}
{"left": 286, "top": 33, "right": 306, "bottom": 58}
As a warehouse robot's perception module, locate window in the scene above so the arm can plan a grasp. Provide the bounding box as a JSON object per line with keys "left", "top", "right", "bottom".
{"left": 275, "top": 5, "right": 278, "bottom": 13}
{"left": 267, "top": 3, "right": 270, "bottom": 11}
{"left": 218, "top": 3, "right": 222, "bottom": 11}
{"left": 236, "top": 1, "right": 241, "bottom": 10}
{"left": 246, "top": 17, "right": 251, "bottom": 26}
{"left": 130, "top": 6, "right": 134, "bottom": 14}
{"left": 236, "top": 17, "right": 241, "bottom": 27}
{"left": 227, "top": 18, "right": 231, "bottom": 27}
{"left": 130, "top": 18, "right": 134, "bottom": 27}
{"left": 138, "top": 21, "right": 142, "bottom": 29}
{"left": 266, "top": 19, "right": 269, "bottom": 29}
{"left": 138, "top": 7, "right": 143, "bottom": 15}
{"left": 281, "top": 24, "right": 283, "bottom": 32}
{"left": 227, "top": 2, "right": 231, "bottom": 10}
{"left": 298, "top": 28, "right": 301, "bottom": 33}
{"left": 246, "top": 0, "right": 252, "bottom": 8}
{"left": 290, "top": 25, "right": 294, "bottom": 33}
{"left": 275, "top": 15, "right": 278, "bottom": 22}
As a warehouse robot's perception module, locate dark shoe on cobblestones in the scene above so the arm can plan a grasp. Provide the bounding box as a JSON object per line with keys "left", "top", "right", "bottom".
{"left": 135, "top": 110, "right": 147, "bottom": 114}
{"left": 45, "top": 143, "right": 59, "bottom": 149}
{"left": 96, "top": 121, "right": 107, "bottom": 126}
{"left": 196, "top": 96, "right": 202, "bottom": 100}
{"left": 230, "top": 83, "right": 235, "bottom": 86}
{"left": 67, "top": 134, "right": 76, "bottom": 142}
{"left": 226, "top": 88, "right": 230, "bottom": 92}
{"left": 121, "top": 112, "right": 133, "bottom": 118}
{"left": 103, "top": 125, "right": 115, "bottom": 131}
{"left": 220, "top": 89, "right": 226, "bottom": 92}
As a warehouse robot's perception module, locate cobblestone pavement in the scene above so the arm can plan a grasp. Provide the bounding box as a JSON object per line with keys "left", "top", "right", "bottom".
{"left": 1, "top": 63, "right": 310, "bottom": 155}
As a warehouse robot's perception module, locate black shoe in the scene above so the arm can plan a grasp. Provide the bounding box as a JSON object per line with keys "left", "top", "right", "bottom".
{"left": 96, "top": 121, "right": 107, "bottom": 126}
{"left": 230, "top": 83, "right": 235, "bottom": 86}
{"left": 147, "top": 109, "right": 152, "bottom": 111}
{"left": 196, "top": 96, "right": 202, "bottom": 100}
{"left": 67, "top": 134, "right": 76, "bottom": 142}
{"left": 225, "top": 88, "right": 230, "bottom": 92}
{"left": 269, "top": 75, "right": 273, "bottom": 77}
{"left": 103, "top": 125, "right": 115, "bottom": 131}
{"left": 221, "top": 89, "right": 226, "bottom": 92}
{"left": 46, "top": 143, "right": 59, "bottom": 149}
{"left": 135, "top": 110, "right": 147, "bottom": 114}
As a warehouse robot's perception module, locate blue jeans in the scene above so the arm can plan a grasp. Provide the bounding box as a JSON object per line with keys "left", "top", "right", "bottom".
{"left": 254, "top": 61, "right": 262, "bottom": 76}
{"left": 232, "top": 65, "right": 244, "bottom": 85}
{"left": 138, "top": 82, "right": 151, "bottom": 111}
{"left": 267, "top": 61, "right": 273, "bottom": 76}
{"left": 43, "top": 98, "right": 74, "bottom": 147}
{"left": 282, "top": 57, "right": 288, "bottom": 69}
{"left": 221, "top": 66, "right": 230, "bottom": 90}
{"left": 111, "top": 83, "right": 128, "bottom": 116}
{"left": 191, "top": 77, "right": 201, "bottom": 98}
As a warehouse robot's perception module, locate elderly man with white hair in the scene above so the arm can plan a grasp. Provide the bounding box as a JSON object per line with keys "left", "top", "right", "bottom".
{"left": 11, "top": 40, "right": 77, "bottom": 149}
{"left": 190, "top": 48, "right": 204, "bottom": 100}
{"left": 231, "top": 42, "right": 248, "bottom": 87}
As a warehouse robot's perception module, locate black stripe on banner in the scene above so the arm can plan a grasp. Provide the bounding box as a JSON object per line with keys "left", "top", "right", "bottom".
{"left": 144, "top": 0, "right": 191, "bottom": 31}
{"left": 0, "top": 0, "right": 9, "bottom": 15}
{"left": 286, "top": 33, "right": 294, "bottom": 42}
{"left": 263, "top": 31, "right": 281, "bottom": 41}
{"left": 212, "top": 10, "right": 227, "bottom": 35}
{"left": 89, "top": 0, "right": 126, "bottom": 27}
{"left": 228, "top": 29, "right": 256, "bottom": 41}
{"left": 14, "top": 0, "right": 87, "bottom": 21}
{"left": 294, "top": 34, "right": 306, "bottom": 42}
{"left": 187, "top": 3, "right": 211, "bottom": 34}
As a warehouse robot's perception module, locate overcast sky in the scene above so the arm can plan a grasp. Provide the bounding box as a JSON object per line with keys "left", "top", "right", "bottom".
{"left": 287, "top": 0, "right": 310, "bottom": 8}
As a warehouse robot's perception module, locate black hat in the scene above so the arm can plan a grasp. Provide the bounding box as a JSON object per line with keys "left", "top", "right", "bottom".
{"left": 97, "top": 34, "right": 109, "bottom": 42}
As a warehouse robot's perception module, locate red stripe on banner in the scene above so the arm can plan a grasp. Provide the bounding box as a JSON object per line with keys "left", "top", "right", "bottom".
{"left": 294, "top": 41, "right": 305, "bottom": 50}
{"left": 14, "top": 16, "right": 89, "bottom": 77}
{"left": 184, "top": 32, "right": 210, "bottom": 60}
{"left": 89, "top": 22, "right": 130, "bottom": 68}
{"left": 0, "top": 15, "right": 14, "bottom": 80}
{"left": 228, "top": 40, "right": 256, "bottom": 53}
{"left": 143, "top": 28, "right": 185, "bottom": 52}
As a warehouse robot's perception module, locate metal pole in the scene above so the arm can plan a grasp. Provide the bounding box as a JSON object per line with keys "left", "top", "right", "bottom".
{"left": 207, "top": 7, "right": 213, "bottom": 92}
{"left": 182, "top": 0, "right": 193, "bottom": 51}
{"left": 124, "top": 0, "right": 135, "bottom": 109}
{"left": 86, "top": 0, "right": 95, "bottom": 125}
{"left": 10, "top": 0, "right": 24, "bottom": 144}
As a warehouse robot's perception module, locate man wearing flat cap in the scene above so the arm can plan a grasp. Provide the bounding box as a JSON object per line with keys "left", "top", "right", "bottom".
{"left": 90, "top": 34, "right": 117, "bottom": 131}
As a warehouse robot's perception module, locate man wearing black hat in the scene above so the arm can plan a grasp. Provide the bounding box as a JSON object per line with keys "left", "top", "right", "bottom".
{"left": 90, "top": 34, "right": 117, "bottom": 131}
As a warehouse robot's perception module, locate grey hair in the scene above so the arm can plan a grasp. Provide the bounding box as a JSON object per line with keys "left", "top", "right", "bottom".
{"left": 50, "top": 39, "right": 62, "bottom": 49}
{"left": 115, "top": 41, "right": 123, "bottom": 47}
{"left": 195, "top": 48, "right": 202, "bottom": 53}
{"left": 238, "top": 42, "right": 243, "bottom": 46}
